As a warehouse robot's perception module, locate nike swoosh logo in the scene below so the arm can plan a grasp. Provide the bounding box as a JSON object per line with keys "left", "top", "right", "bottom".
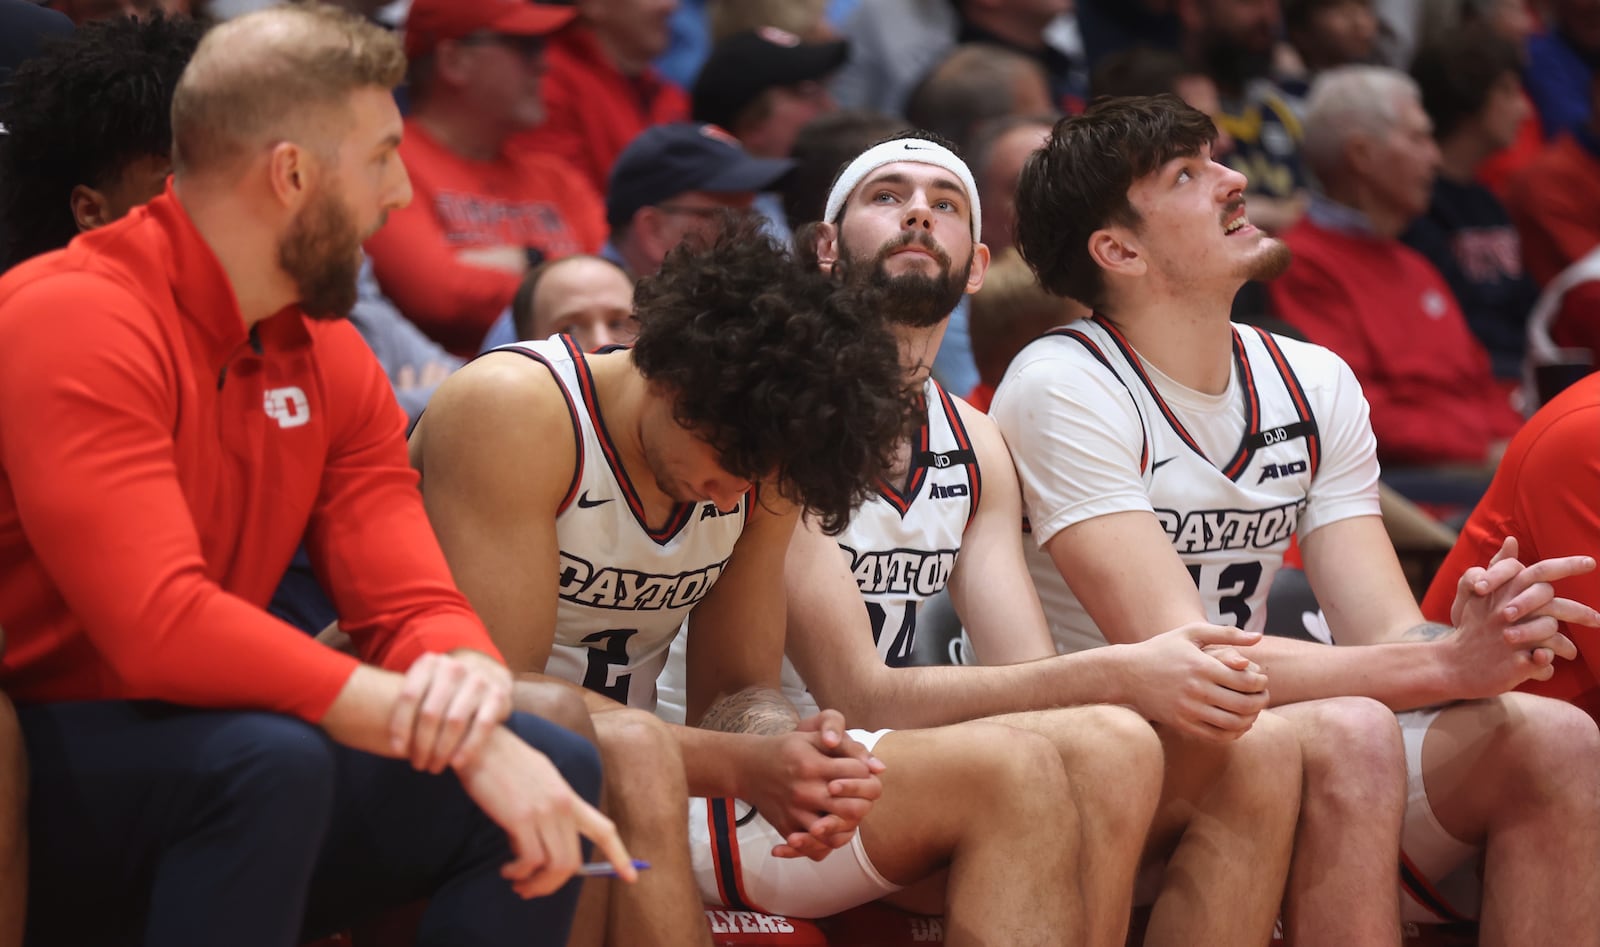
{"left": 1150, "top": 457, "right": 1176, "bottom": 472}
{"left": 903, "top": 141, "right": 929, "bottom": 150}
{"left": 576, "top": 491, "right": 613, "bottom": 509}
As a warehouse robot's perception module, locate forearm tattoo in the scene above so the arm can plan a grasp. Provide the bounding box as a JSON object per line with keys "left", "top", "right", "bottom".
{"left": 1403, "top": 622, "right": 1453, "bottom": 641}
{"left": 697, "top": 686, "right": 798, "bottom": 736}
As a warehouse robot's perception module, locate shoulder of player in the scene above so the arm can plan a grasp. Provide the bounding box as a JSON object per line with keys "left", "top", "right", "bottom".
{"left": 993, "top": 327, "right": 1097, "bottom": 385}
{"left": 948, "top": 392, "right": 1012, "bottom": 465}
{"left": 413, "top": 349, "right": 577, "bottom": 473}
{"left": 746, "top": 482, "right": 800, "bottom": 529}
{"left": 991, "top": 328, "right": 1141, "bottom": 420}
{"left": 1246, "top": 328, "right": 1353, "bottom": 399}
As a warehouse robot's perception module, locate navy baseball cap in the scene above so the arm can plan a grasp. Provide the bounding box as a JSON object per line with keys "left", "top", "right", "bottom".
{"left": 605, "top": 123, "right": 796, "bottom": 228}
{"left": 691, "top": 28, "right": 850, "bottom": 131}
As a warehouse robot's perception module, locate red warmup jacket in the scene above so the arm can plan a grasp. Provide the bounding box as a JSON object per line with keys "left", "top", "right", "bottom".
{"left": 1270, "top": 217, "right": 1523, "bottom": 466}
{"left": 0, "top": 185, "right": 502, "bottom": 722}
{"left": 1420, "top": 373, "right": 1600, "bottom": 720}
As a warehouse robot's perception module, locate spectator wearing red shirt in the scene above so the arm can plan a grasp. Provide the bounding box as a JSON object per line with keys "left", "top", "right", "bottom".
{"left": 0, "top": 7, "right": 630, "bottom": 944}
{"left": 364, "top": 0, "right": 607, "bottom": 356}
{"left": 510, "top": 0, "right": 689, "bottom": 197}
{"left": 1507, "top": 75, "right": 1600, "bottom": 288}
{"left": 1272, "top": 66, "right": 1523, "bottom": 471}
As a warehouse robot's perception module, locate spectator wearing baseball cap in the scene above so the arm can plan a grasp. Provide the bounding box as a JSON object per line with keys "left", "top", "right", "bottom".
{"left": 365, "top": 0, "right": 608, "bottom": 356}
{"left": 603, "top": 122, "right": 793, "bottom": 277}
{"left": 509, "top": 0, "right": 690, "bottom": 198}
{"left": 692, "top": 28, "right": 848, "bottom": 160}
{"left": 691, "top": 28, "right": 846, "bottom": 242}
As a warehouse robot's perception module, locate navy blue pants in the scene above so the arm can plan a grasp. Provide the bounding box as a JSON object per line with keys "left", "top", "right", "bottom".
{"left": 19, "top": 701, "right": 599, "bottom": 947}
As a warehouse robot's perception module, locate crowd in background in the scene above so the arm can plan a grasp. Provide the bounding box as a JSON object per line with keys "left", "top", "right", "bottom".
{"left": 0, "top": 0, "right": 1599, "bottom": 942}
{"left": 6, "top": 0, "right": 1596, "bottom": 513}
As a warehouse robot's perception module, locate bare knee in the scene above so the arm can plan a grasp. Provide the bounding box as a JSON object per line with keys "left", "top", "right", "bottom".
{"left": 1289, "top": 697, "right": 1404, "bottom": 811}
{"left": 595, "top": 708, "right": 687, "bottom": 799}
{"left": 1047, "top": 705, "right": 1163, "bottom": 803}
{"left": 1491, "top": 693, "right": 1600, "bottom": 802}
{"left": 1064, "top": 705, "right": 1163, "bottom": 769}
{"left": 1226, "top": 710, "right": 1304, "bottom": 810}
{"left": 947, "top": 723, "right": 1074, "bottom": 815}
{"left": 512, "top": 679, "right": 596, "bottom": 740}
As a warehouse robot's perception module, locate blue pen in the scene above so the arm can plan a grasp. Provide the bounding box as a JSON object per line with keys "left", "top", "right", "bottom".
{"left": 579, "top": 859, "right": 652, "bottom": 877}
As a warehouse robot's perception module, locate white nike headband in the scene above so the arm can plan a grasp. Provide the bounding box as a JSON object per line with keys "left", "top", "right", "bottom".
{"left": 823, "top": 138, "right": 982, "bottom": 242}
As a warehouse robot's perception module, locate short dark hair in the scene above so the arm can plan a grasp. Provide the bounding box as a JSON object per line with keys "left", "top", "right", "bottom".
{"left": 1015, "top": 94, "right": 1216, "bottom": 311}
{"left": 0, "top": 13, "right": 206, "bottom": 270}
{"left": 631, "top": 214, "right": 916, "bottom": 535}
{"left": 1090, "top": 46, "right": 1194, "bottom": 100}
{"left": 1410, "top": 24, "right": 1522, "bottom": 140}
{"left": 781, "top": 109, "right": 904, "bottom": 231}
{"left": 904, "top": 43, "right": 1047, "bottom": 156}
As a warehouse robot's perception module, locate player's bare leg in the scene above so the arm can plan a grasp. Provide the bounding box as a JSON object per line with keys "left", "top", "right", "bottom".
{"left": 1273, "top": 697, "right": 1406, "bottom": 946}
{"left": 0, "top": 692, "right": 25, "bottom": 947}
{"left": 1421, "top": 693, "right": 1600, "bottom": 947}
{"left": 985, "top": 706, "right": 1163, "bottom": 947}
{"left": 861, "top": 723, "right": 1083, "bottom": 946}
{"left": 566, "top": 707, "right": 710, "bottom": 947}
{"left": 1143, "top": 710, "right": 1301, "bottom": 947}
{"left": 513, "top": 682, "right": 710, "bottom": 947}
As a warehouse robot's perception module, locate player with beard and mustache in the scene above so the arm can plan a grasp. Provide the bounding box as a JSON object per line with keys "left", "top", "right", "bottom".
{"left": 741, "top": 130, "right": 1308, "bottom": 947}
{"left": 0, "top": 6, "right": 637, "bottom": 946}
{"left": 996, "top": 93, "right": 1600, "bottom": 946}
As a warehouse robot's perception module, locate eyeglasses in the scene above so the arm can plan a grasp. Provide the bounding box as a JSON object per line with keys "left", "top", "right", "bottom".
{"left": 456, "top": 32, "right": 548, "bottom": 61}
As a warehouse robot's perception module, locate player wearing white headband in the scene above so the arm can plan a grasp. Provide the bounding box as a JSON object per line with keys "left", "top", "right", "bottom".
{"left": 786, "top": 130, "right": 1309, "bottom": 944}
{"left": 658, "top": 130, "right": 1304, "bottom": 943}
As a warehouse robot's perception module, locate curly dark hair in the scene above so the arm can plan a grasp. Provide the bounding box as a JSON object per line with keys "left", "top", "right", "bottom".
{"left": 1016, "top": 93, "right": 1216, "bottom": 311}
{"left": 0, "top": 13, "right": 206, "bottom": 271}
{"left": 631, "top": 213, "right": 918, "bottom": 535}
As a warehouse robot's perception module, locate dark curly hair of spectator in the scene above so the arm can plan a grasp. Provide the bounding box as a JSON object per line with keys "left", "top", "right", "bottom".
{"left": 0, "top": 13, "right": 206, "bottom": 271}
{"left": 631, "top": 213, "right": 918, "bottom": 535}
{"left": 1016, "top": 94, "right": 1216, "bottom": 311}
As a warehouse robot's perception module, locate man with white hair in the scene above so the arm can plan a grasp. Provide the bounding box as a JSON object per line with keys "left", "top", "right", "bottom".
{"left": 1270, "top": 65, "right": 1523, "bottom": 472}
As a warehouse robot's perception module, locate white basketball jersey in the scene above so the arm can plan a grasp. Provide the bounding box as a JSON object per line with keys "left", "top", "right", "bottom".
{"left": 779, "top": 378, "right": 980, "bottom": 716}
{"left": 495, "top": 336, "right": 751, "bottom": 710}
{"left": 1024, "top": 316, "right": 1325, "bottom": 653}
